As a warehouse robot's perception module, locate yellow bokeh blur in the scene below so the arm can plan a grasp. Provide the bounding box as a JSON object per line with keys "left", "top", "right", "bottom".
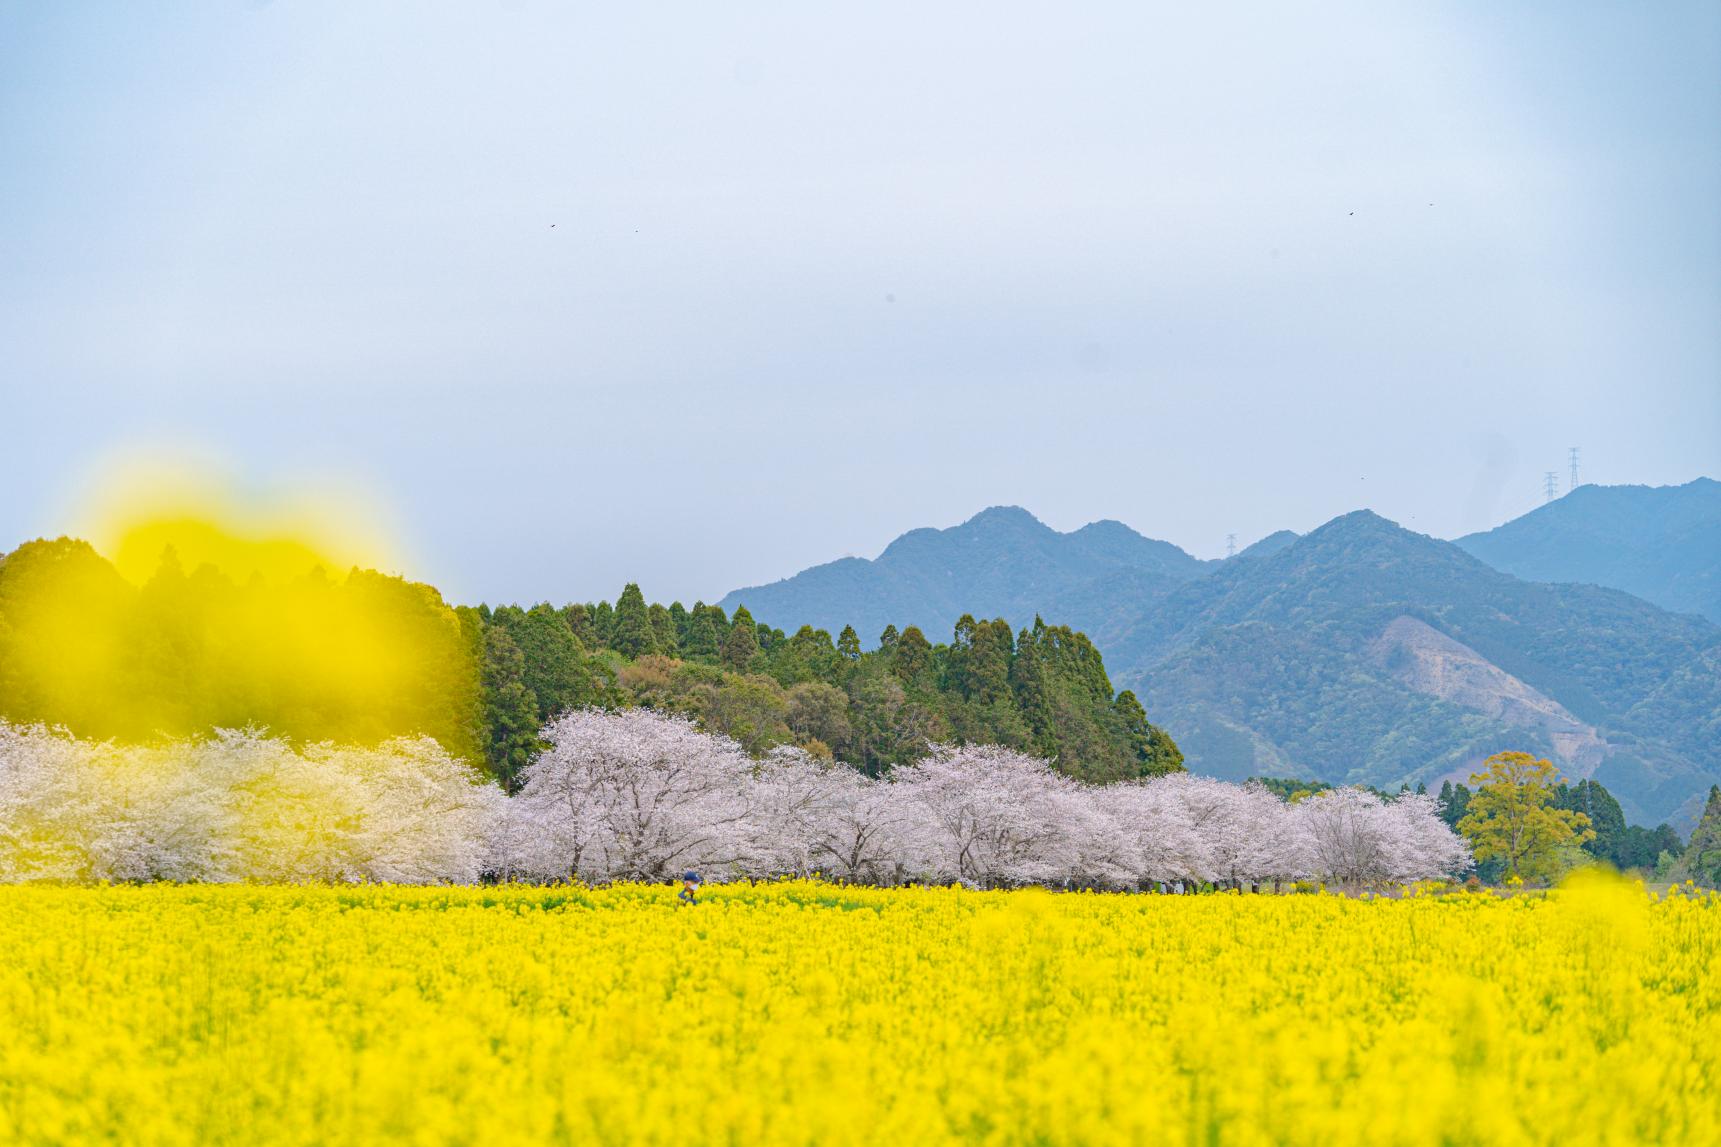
{"left": 0, "top": 468, "right": 478, "bottom": 755}
{"left": 0, "top": 880, "right": 1713, "bottom": 1147}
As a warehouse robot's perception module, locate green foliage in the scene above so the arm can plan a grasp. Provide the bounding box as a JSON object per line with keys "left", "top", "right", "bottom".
{"left": 721, "top": 606, "right": 761, "bottom": 671}
{"left": 1457, "top": 752, "right": 1595, "bottom": 883}
{"left": 1670, "top": 785, "right": 1721, "bottom": 887}
{"left": 472, "top": 589, "right": 1184, "bottom": 782}
{"left": 610, "top": 583, "right": 658, "bottom": 658}
{"left": 474, "top": 619, "right": 541, "bottom": 792}
{"left": 487, "top": 604, "right": 604, "bottom": 721}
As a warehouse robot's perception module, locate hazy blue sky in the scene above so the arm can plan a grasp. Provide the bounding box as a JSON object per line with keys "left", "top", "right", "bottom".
{"left": 3, "top": 2, "right": 1717, "bottom": 606}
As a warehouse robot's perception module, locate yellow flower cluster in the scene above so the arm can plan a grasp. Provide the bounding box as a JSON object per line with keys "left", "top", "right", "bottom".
{"left": 0, "top": 876, "right": 1714, "bottom": 1146}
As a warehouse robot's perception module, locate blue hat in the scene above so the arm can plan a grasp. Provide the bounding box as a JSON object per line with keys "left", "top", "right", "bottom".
{"left": 684, "top": 871, "right": 699, "bottom": 881}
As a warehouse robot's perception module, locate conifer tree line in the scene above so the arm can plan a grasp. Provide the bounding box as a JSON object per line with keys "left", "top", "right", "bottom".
{"left": 469, "top": 584, "right": 1184, "bottom": 791}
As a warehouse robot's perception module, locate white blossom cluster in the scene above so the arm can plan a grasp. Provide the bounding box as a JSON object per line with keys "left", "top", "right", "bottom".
{"left": 0, "top": 711, "right": 1471, "bottom": 889}
{"left": 0, "top": 724, "right": 502, "bottom": 884}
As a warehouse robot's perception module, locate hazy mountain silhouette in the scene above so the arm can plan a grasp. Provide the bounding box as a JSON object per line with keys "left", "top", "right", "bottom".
{"left": 719, "top": 505, "right": 1209, "bottom": 646}
{"left": 1456, "top": 477, "right": 1720, "bottom": 624}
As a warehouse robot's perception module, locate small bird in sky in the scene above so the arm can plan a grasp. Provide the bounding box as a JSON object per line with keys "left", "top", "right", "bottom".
{"left": 550, "top": 224, "right": 556, "bottom": 228}
{"left": 1348, "top": 212, "right": 1355, "bottom": 216}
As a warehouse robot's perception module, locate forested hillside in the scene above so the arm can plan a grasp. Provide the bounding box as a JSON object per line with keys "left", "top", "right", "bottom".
{"left": 1109, "top": 511, "right": 1721, "bottom": 825}
{"left": 1455, "top": 478, "right": 1720, "bottom": 623}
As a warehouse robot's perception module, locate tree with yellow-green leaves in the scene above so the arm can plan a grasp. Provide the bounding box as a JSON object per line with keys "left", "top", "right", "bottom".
{"left": 1457, "top": 751, "right": 1595, "bottom": 883}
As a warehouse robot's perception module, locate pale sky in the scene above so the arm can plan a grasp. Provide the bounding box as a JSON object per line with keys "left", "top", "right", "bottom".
{"left": 3, "top": 2, "right": 1717, "bottom": 606}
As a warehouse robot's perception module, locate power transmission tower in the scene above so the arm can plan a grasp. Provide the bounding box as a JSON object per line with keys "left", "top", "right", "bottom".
{"left": 1225, "top": 533, "right": 1237, "bottom": 559}
{"left": 1544, "top": 471, "right": 1559, "bottom": 502}
{"left": 1569, "top": 446, "right": 1580, "bottom": 492}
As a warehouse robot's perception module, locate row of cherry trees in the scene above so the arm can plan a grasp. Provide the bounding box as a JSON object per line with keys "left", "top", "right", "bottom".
{"left": 0, "top": 711, "right": 1469, "bottom": 888}
{"left": 497, "top": 709, "right": 1469, "bottom": 889}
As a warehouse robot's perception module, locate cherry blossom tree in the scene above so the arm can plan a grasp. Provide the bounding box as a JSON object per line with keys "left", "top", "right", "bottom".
{"left": 1292, "top": 787, "right": 1469, "bottom": 892}
{"left": 1099, "top": 778, "right": 1213, "bottom": 886}
{"left": 507, "top": 708, "right": 757, "bottom": 882}
{"left": 0, "top": 723, "right": 501, "bottom": 884}
{"left": 888, "top": 744, "right": 1102, "bottom": 888}
{"left": 1384, "top": 792, "right": 1472, "bottom": 883}
{"left": 0, "top": 711, "right": 1472, "bottom": 893}
{"left": 745, "top": 745, "right": 918, "bottom": 882}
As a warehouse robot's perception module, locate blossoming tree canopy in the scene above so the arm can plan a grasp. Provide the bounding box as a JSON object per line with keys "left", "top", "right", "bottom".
{"left": 0, "top": 708, "right": 1471, "bottom": 889}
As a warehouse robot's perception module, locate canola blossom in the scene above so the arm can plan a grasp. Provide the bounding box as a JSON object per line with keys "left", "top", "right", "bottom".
{"left": 0, "top": 877, "right": 1715, "bottom": 1147}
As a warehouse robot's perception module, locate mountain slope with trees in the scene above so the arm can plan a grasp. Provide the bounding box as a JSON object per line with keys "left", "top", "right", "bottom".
{"left": 723, "top": 503, "right": 1721, "bottom": 828}
{"left": 1102, "top": 511, "right": 1720, "bottom": 826}
{"left": 1455, "top": 477, "right": 1720, "bottom": 623}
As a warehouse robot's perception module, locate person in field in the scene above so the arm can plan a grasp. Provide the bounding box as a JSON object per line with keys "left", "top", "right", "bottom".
{"left": 678, "top": 870, "right": 701, "bottom": 906}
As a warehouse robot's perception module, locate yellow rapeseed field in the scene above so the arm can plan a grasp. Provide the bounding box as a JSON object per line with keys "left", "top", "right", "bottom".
{"left": 0, "top": 877, "right": 1715, "bottom": 1147}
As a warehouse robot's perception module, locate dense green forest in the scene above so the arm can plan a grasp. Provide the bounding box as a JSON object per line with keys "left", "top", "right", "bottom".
{"left": 468, "top": 586, "right": 1184, "bottom": 791}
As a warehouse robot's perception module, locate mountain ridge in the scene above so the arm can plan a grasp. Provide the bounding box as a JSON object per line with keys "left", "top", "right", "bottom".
{"left": 719, "top": 505, "right": 1210, "bottom": 646}
{"left": 1456, "top": 477, "right": 1719, "bottom": 623}
{"left": 720, "top": 491, "right": 1721, "bottom": 827}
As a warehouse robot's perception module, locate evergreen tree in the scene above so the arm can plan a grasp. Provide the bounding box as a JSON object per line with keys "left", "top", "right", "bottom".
{"left": 560, "top": 603, "right": 597, "bottom": 646}
{"left": 1113, "top": 690, "right": 1184, "bottom": 777}
{"left": 611, "top": 583, "right": 658, "bottom": 658}
{"left": 479, "top": 626, "right": 541, "bottom": 792}
{"left": 892, "top": 626, "right": 932, "bottom": 683}
{"left": 684, "top": 603, "right": 722, "bottom": 661}
{"left": 590, "top": 600, "right": 615, "bottom": 646}
{"left": 647, "top": 602, "right": 679, "bottom": 656}
{"left": 493, "top": 604, "right": 597, "bottom": 721}
{"left": 837, "top": 625, "right": 861, "bottom": 661}
{"left": 1008, "top": 628, "right": 1056, "bottom": 758}
{"left": 1437, "top": 781, "right": 1470, "bottom": 828}
{"left": 1555, "top": 779, "right": 1626, "bottom": 866}
{"left": 877, "top": 624, "right": 900, "bottom": 651}
{"left": 722, "top": 606, "right": 760, "bottom": 671}
{"left": 949, "top": 615, "right": 1013, "bottom": 705}
{"left": 1675, "top": 785, "right": 1721, "bottom": 887}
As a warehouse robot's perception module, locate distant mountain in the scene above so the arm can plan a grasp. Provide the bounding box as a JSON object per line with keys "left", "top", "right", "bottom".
{"left": 723, "top": 506, "right": 1721, "bottom": 828}
{"left": 1107, "top": 511, "right": 1720, "bottom": 827}
{"left": 719, "top": 506, "right": 1210, "bottom": 647}
{"left": 1456, "top": 478, "right": 1720, "bottom": 623}
{"left": 1237, "top": 530, "right": 1300, "bottom": 560}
